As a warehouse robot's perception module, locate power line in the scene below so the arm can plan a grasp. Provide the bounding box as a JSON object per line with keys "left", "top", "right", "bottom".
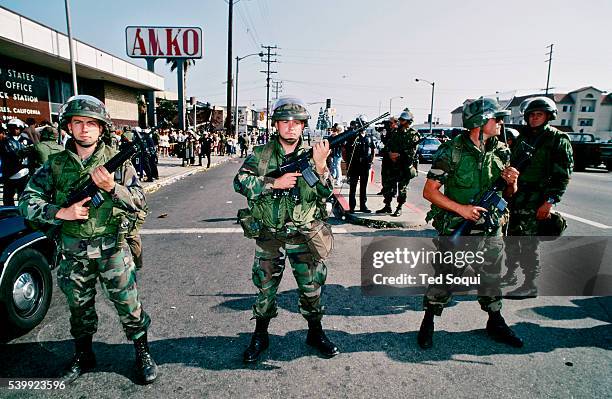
{"left": 545, "top": 43, "right": 554, "bottom": 95}
{"left": 272, "top": 80, "right": 283, "bottom": 99}
{"left": 260, "top": 45, "right": 278, "bottom": 135}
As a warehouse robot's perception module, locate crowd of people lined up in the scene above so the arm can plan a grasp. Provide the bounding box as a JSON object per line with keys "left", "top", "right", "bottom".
{"left": 0, "top": 114, "right": 269, "bottom": 206}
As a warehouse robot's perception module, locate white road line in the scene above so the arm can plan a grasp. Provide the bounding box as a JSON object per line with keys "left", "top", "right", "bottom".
{"left": 141, "top": 227, "right": 349, "bottom": 234}
{"left": 557, "top": 211, "right": 611, "bottom": 229}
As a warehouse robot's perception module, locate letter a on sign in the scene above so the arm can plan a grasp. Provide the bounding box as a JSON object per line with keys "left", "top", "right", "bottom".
{"left": 126, "top": 27, "right": 203, "bottom": 59}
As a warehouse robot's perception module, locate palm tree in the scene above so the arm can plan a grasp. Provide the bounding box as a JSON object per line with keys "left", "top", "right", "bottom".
{"left": 166, "top": 59, "right": 196, "bottom": 96}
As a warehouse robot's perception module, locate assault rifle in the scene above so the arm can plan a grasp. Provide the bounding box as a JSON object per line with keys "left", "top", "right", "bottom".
{"left": 449, "top": 141, "right": 536, "bottom": 241}
{"left": 61, "top": 134, "right": 142, "bottom": 209}
{"left": 265, "top": 112, "right": 390, "bottom": 187}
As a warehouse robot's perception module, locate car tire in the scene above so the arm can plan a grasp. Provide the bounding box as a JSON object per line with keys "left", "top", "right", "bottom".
{"left": 0, "top": 248, "right": 53, "bottom": 332}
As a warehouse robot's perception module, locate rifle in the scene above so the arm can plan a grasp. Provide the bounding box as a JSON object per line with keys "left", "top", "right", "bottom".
{"left": 265, "top": 112, "right": 390, "bottom": 187}
{"left": 449, "top": 141, "right": 536, "bottom": 241}
{"left": 62, "top": 134, "right": 142, "bottom": 209}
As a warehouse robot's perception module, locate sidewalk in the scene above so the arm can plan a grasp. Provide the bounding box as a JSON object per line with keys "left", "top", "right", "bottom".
{"left": 332, "top": 158, "right": 431, "bottom": 229}
{"left": 141, "top": 154, "right": 235, "bottom": 194}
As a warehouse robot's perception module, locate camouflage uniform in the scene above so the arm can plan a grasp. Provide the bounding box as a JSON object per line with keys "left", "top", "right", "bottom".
{"left": 234, "top": 138, "right": 333, "bottom": 321}
{"left": 31, "top": 126, "right": 64, "bottom": 170}
{"left": 424, "top": 132, "right": 511, "bottom": 315}
{"left": 19, "top": 140, "right": 150, "bottom": 340}
{"left": 381, "top": 126, "right": 420, "bottom": 208}
{"left": 505, "top": 122, "right": 573, "bottom": 291}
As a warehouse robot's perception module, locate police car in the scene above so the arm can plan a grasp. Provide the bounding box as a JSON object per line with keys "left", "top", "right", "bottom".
{"left": 0, "top": 206, "right": 55, "bottom": 334}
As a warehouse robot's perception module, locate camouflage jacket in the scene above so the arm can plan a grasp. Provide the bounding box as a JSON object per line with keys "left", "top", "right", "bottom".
{"left": 233, "top": 137, "right": 333, "bottom": 229}
{"left": 18, "top": 141, "right": 147, "bottom": 240}
{"left": 386, "top": 126, "right": 420, "bottom": 170}
{"left": 510, "top": 123, "right": 573, "bottom": 207}
{"left": 31, "top": 139, "right": 64, "bottom": 170}
{"left": 426, "top": 133, "right": 510, "bottom": 235}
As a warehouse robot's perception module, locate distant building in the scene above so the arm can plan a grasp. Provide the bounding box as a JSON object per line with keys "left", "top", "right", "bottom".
{"left": 0, "top": 6, "right": 164, "bottom": 127}
{"left": 450, "top": 87, "right": 612, "bottom": 140}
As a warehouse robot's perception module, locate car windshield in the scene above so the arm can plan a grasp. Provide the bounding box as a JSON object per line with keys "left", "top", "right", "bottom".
{"left": 422, "top": 139, "right": 441, "bottom": 146}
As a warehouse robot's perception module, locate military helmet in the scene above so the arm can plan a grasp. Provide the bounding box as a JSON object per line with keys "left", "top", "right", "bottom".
{"left": 398, "top": 108, "right": 414, "bottom": 122}
{"left": 520, "top": 96, "right": 558, "bottom": 122}
{"left": 462, "top": 97, "right": 508, "bottom": 129}
{"left": 271, "top": 97, "right": 310, "bottom": 125}
{"left": 40, "top": 126, "right": 57, "bottom": 141}
{"left": 59, "top": 95, "right": 112, "bottom": 134}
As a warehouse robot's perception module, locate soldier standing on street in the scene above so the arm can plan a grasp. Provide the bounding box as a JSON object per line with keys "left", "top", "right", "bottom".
{"left": 419, "top": 97, "right": 523, "bottom": 349}
{"left": 502, "top": 96, "right": 573, "bottom": 297}
{"left": 376, "top": 109, "right": 420, "bottom": 216}
{"left": 234, "top": 96, "right": 339, "bottom": 363}
{"left": 344, "top": 117, "right": 376, "bottom": 213}
{"left": 18, "top": 95, "right": 157, "bottom": 384}
{"left": 31, "top": 126, "right": 64, "bottom": 170}
{"left": 376, "top": 117, "right": 398, "bottom": 196}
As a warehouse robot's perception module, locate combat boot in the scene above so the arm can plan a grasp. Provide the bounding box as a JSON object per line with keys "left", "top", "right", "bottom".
{"left": 391, "top": 205, "right": 403, "bottom": 217}
{"left": 500, "top": 268, "right": 518, "bottom": 287}
{"left": 243, "top": 318, "right": 270, "bottom": 363}
{"left": 486, "top": 311, "right": 524, "bottom": 348}
{"left": 61, "top": 335, "right": 96, "bottom": 384}
{"left": 306, "top": 320, "right": 339, "bottom": 357}
{"left": 417, "top": 310, "right": 434, "bottom": 349}
{"left": 376, "top": 205, "right": 392, "bottom": 214}
{"left": 134, "top": 333, "right": 158, "bottom": 384}
{"left": 506, "top": 280, "right": 537, "bottom": 299}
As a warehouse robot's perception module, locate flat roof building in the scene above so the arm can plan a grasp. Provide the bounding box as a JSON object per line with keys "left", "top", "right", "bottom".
{"left": 0, "top": 5, "right": 164, "bottom": 127}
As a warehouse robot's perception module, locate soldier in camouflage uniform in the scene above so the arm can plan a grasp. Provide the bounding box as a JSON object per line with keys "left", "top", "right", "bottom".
{"left": 419, "top": 97, "right": 523, "bottom": 349}
{"left": 502, "top": 96, "right": 573, "bottom": 297}
{"left": 376, "top": 109, "right": 420, "bottom": 216}
{"left": 30, "top": 126, "right": 64, "bottom": 170}
{"left": 234, "top": 97, "right": 339, "bottom": 363}
{"left": 18, "top": 95, "right": 157, "bottom": 384}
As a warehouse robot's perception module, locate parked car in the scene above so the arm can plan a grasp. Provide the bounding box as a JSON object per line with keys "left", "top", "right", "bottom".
{"left": 417, "top": 138, "right": 441, "bottom": 163}
{"left": 0, "top": 206, "right": 56, "bottom": 333}
{"left": 568, "top": 133, "right": 612, "bottom": 172}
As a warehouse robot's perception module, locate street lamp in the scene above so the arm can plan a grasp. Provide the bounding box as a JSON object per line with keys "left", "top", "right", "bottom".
{"left": 234, "top": 52, "right": 264, "bottom": 137}
{"left": 415, "top": 78, "right": 435, "bottom": 136}
{"left": 389, "top": 96, "right": 404, "bottom": 114}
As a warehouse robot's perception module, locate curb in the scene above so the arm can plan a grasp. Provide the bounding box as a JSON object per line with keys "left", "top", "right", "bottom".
{"left": 331, "top": 191, "right": 423, "bottom": 229}
{"left": 143, "top": 156, "right": 235, "bottom": 194}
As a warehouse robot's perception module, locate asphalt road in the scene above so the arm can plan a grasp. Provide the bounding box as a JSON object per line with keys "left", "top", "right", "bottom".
{"left": 1, "top": 158, "right": 611, "bottom": 398}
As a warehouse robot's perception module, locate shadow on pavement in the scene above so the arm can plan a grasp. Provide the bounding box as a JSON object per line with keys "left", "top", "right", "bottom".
{"left": 208, "top": 284, "right": 443, "bottom": 317}
{"left": 1, "top": 321, "right": 610, "bottom": 379}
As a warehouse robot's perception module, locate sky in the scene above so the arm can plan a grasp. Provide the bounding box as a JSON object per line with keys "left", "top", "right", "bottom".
{"left": 1, "top": 0, "right": 611, "bottom": 125}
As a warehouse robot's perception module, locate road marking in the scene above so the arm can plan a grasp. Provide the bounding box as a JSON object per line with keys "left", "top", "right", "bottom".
{"left": 141, "top": 227, "right": 348, "bottom": 234}
{"left": 556, "top": 211, "right": 611, "bottom": 229}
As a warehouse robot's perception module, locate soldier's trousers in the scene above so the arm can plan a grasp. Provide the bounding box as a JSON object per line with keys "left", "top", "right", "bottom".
{"left": 423, "top": 233, "right": 504, "bottom": 316}
{"left": 252, "top": 230, "right": 327, "bottom": 321}
{"left": 127, "top": 234, "right": 143, "bottom": 271}
{"left": 57, "top": 241, "right": 151, "bottom": 340}
{"left": 382, "top": 174, "right": 411, "bottom": 207}
{"left": 506, "top": 210, "right": 540, "bottom": 279}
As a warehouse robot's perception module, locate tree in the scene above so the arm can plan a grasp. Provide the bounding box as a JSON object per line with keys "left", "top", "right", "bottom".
{"left": 156, "top": 99, "right": 178, "bottom": 127}
{"left": 166, "top": 59, "right": 196, "bottom": 92}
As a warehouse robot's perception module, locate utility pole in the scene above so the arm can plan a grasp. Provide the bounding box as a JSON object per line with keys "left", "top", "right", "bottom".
{"left": 545, "top": 44, "right": 553, "bottom": 95}
{"left": 272, "top": 80, "right": 283, "bottom": 99}
{"left": 260, "top": 45, "right": 278, "bottom": 135}
{"left": 64, "top": 0, "right": 78, "bottom": 95}
{"left": 226, "top": 0, "right": 234, "bottom": 135}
